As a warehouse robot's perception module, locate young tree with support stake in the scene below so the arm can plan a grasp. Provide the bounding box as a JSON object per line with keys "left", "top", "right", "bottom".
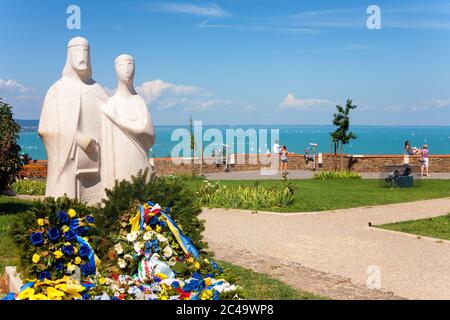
{"left": 331, "top": 99, "right": 357, "bottom": 171}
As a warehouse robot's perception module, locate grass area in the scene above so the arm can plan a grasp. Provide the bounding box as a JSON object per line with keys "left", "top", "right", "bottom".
{"left": 0, "top": 215, "right": 19, "bottom": 276}
{"left": 187, "top": 179, "right": 450, "bottom": 212}
{"left": 379, "top": 213, "right": 450, "bottom": 241}
{"left": 0, "top": 196, "right": 36, "bottom": 215}
{"left": 220, "top": 261, "right": 326, "bottom": 300}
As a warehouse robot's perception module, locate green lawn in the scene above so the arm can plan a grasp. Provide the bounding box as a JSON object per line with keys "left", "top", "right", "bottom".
{"left": 0, "top": 215, "right": 19, "bottom": 275}
{"left": 220, "top": 261, "right": 326, "bottom": 300}
{"left": 379, "top": 213, "right": 450, "bottom": 241}
{"left": 187, "top": 179, "right": 450, "bottom": 212}
{"left": 0, "top": 195, "right": 36, "bottom": 216}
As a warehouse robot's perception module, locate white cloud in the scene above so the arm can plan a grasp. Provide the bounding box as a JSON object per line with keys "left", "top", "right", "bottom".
{"left": 424, "top": 99, "right": 450, "bottom": 109}
{"left": 135, "top": 79, "right": 232, "bottom": 112}
{"left": 0, "top": 78, "right": 29, "bottom": 93}
{"left": 151, "top": 3, "right": 228, "bottom": 17}
{"left": 278, "top": 93, "right": 334, "bottom": 111}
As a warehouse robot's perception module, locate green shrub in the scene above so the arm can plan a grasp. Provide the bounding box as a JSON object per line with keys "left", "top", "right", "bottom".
{"left": 94, "top": 169, "right": 207, "bottom": 258}
{"left": 197, "top": 177, "right": 296, "bottom": 210}
{"left": 12, "top": 179, "right": 46, "bottom": 195}
{"left": 0, "top": 99, "right": 23, "bottom": 192}
{"left": 10, "top": 169, "right": 207, "bottom": 276}
{"left": 313, "top": 171, "right": 362, "bottom": 180}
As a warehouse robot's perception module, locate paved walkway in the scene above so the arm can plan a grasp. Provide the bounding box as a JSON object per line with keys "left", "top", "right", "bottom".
{"left": 200, "top": 197, "right": 450, "bottom": 300}
{"left": 204, "top": 170, "right": 450, "bottom": 180}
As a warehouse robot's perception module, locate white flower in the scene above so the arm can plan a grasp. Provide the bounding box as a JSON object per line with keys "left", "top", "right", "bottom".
{"left": 124, "top": 254, "right": 133, "bottom": 261}
{"left": 163, "top": 246, "right": 173, "bottom": 258}
{"left": 127, "top": 232, "right": 138, "bottom": 242}
{"left": 134, "top": 241, "right": 144, "bottom": 253}
{"left": 156, "top": 234, "right": 168, "bottom": 243}
{"left": 143, "top": 231, "right": 155, "bottom": 241}
{"left": 168, "top": 257, "right": 177, "bottom": 266}
{"left": 151, "top": 253, "right": 161, "bottom": 260}
{"left": 114, "top": 243, "right": 123, "bottom": 255}
{"left": 118, "top": 258, "right": 127, "bottom": 269}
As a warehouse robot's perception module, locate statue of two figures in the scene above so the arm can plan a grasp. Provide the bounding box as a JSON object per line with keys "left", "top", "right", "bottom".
{"left": 38, "top": 37, "right": 154, "bottom": 204}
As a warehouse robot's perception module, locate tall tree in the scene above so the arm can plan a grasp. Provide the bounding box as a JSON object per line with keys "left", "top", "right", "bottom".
{"left": 331, "top": 99, "right": 357, "bottom": 171}
{"left": 0, "top": 98, "right": 23, "bottom": 193}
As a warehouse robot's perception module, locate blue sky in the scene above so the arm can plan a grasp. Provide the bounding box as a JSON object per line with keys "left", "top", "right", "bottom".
{"left": 2, "top": 0, "right": 450, "bottom": 125}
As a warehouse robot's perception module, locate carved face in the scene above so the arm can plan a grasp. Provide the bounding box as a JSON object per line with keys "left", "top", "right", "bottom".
{"left": 69, "top": 45, "right": 89, "bottom": 72}
{"left": 115, "top": 59, "right": 135, "bottom": 83}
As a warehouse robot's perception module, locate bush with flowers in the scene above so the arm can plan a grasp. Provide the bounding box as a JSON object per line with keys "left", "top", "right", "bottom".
{"left": 5, "top": 189, "right": 242, "bottom": 300}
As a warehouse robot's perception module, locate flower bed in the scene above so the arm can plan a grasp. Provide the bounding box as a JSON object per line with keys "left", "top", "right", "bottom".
{"left": 3, "top": 201, "right": 241, "bottom": 300}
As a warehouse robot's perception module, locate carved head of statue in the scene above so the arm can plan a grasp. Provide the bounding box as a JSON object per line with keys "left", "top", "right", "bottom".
{"left": 63, "top": 37, "right": 92, "bottom": 81}
{"left": 114, "top": 54, "right": 135, "bottom": 84}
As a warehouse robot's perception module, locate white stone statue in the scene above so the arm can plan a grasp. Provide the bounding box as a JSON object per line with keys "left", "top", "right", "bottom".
{"left": 101, "top": 54, "right": 154, "bottom": 190}
{"left": 38, "top": 37, "right": 109, "bottom": 204}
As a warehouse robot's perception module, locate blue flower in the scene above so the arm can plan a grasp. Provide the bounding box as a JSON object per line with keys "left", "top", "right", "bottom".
{"left": 76, "top": 226, "right": 89, "bottom": 236}
{"left": 82, "top": 283, "right": 96, "bottom": 291}
{"left": 64, "top": 229, "right": 76, "bottom": 241}
{"left": 213, "top": 291, "right": 220, "bottom": 300}
{"left": 150, "top": 216, "right": 158, "bottom": 225}
{"left": 47, "top": 227, "right": 60, "bottom": 242}
{"left": 85, "top": 216, "right": 94, "bottom": 223}
{"left": 62, "top": 245, "right": 74, "bottom": 256}
{"left": 30, "top": 232, "right": 44, "bottom": 246}
{"left": 55, "top": 260, "right": 64, "bottom": 271}
{"left": 192, "top": 272, "right": 203, "bottom": 280}
{"left": 39, "top": 270, "right": 51, "bottom": 280}
{"left": 211, "top": 261, "right": 218, "bottom": 270}
{"left": 78, "top": 244, "right": 90, "bottom": 257}
{"left": 80, "top": 263, "right": 93, "bottom": 276}
{"left": 57, "top": 211, "right": 69, "bottom": 224}
{"left": 82, "top": 293, "right": 90, "bottom": 300}
{"left": 171, "top": 281, "right": 180, "bottom": 289}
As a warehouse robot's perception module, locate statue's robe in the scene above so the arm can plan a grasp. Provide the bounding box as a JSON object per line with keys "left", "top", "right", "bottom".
{"left": 38, "top": 77, "right": 109, "bottom": 202}
{"left": 101, "top": 94, "right": 154, "bottom": 190}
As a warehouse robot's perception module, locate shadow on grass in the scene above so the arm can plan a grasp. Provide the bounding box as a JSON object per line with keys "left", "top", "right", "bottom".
{"left": 0, "top": 197, "right": 35, "bottom": 215}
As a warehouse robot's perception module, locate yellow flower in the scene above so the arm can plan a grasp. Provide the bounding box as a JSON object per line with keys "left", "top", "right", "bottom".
{"left": 145, "top": 226, "right": 152, "bottom": 231}
{"left": 98, "top": 277, "right": 106, "bottom": 285}
{"left": 204, "top": 258, "right": 210, "bottom": 264}
{"left": 53, "top": 250, "right": 63, "bottom": 259}
{"left": 47, "top": 287, "right": 66, "bottom": 300}
{"left": 74, "top": 256, "right": 82, "bottom": 265}
{"left": 160, "top": 295, "right": 168, "bottom": 300}
{"left": 17, "top": 287, "right": 35, "bottom": 300}
{"left": 155, "top": 272, "right": 167, "bottom": 280}
{"left": 32, "top": 253, "right": 40, "bottom": 264}
{"left": 187, "top": 257, "right": 194, "bottom": 264}
{"left": 37, "top": 219, "right": 44, "bottom": 226}
{"left": 67, "top": 263, "right": 75, "bottom": 272}
{"left": 68, "top": 209, "right": 77, "bottom": 218}
{"left": 62, "top": 225, "right": 70, "bottom": 233}
{"left": 204, "top": 278, "right": 212, "bottom": 287}
{"left": 73, "top": 246, "right": 78, "bottom": 254}
{"left": 156, "top": 225, "right": 162, "bottom": 233}
{"left": 201, "top": 290, "right": 212, "bottom": 300}
{"left": 29, "top": 293, "right": 47, "bottom": 300}
{"left": 195, "top": 262, "right": 201, "bottom": 270}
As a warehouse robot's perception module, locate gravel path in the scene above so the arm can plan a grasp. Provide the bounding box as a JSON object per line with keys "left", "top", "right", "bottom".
{"left": 201, "top": 197, "right": 450, "bottom": 300}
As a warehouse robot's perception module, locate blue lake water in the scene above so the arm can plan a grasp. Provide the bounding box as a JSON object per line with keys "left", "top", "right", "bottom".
{"left": 17, "top": 120, "right": 450, "bottom": 160}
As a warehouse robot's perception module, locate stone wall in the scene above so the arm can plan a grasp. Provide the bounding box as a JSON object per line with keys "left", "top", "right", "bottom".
{"left": 20, "top": 154, "right": 450, "bottom": 178}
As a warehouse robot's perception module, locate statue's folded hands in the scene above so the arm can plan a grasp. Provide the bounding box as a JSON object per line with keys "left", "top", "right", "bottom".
{"left": 76, "top": 133, "right": 97, "bottom": 153}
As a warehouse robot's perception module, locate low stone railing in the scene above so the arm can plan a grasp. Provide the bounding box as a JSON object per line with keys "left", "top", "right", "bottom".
{"left": 18, "top": 154, "right": 450, "bottom": 178}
